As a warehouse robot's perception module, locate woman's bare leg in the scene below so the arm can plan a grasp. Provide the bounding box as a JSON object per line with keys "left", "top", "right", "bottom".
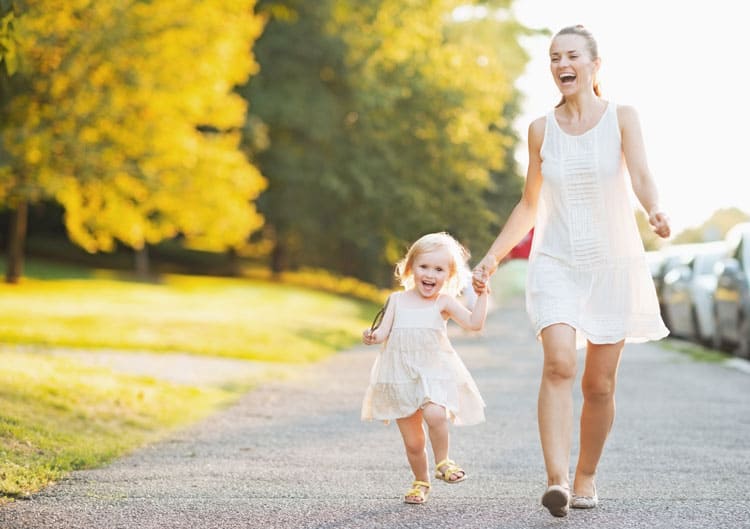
{"left": 573, "top": 340, "right": 623, "bottom": 496}
{"left": 538, "top": 324, "right": 578, "bottom": 488}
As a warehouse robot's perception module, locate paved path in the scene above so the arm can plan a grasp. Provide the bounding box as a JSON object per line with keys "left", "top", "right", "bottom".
{"left": 2, "top": 297, "right": 749, "bottom": 529}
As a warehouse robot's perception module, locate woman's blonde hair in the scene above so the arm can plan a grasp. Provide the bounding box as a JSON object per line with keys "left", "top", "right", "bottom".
{"left": 395, "top": 232, "right": 470, "bottom": 297}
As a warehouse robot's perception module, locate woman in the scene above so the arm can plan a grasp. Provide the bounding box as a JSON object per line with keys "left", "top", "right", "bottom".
{"left": 472, "top": 25, "right": 670, "bottom": 517}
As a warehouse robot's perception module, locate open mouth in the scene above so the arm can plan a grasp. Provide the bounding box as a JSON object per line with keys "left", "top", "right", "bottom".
{"left": 559, "top": 73, "right": 576, "bottom": 84}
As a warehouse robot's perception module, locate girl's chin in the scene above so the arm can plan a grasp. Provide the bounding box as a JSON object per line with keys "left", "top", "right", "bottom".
{"left": 418, "top": 286, "right": 438, "bottom": 297}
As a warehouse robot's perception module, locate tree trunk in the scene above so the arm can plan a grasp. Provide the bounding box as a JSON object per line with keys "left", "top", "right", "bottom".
{"left": 270, "top": 240, "right": 285, "bottom": 278}
{"left": 135, "top": 245, "right": 150, "bottom": 278}
{"left": 227, "top": 248, "right": 241, "bottom": 277}
{"left": 5, "top": 199, "right": 28, "bottom": 284}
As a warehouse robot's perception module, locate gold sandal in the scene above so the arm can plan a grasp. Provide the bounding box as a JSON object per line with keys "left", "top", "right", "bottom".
{"left": 404, "top": 480, "right": 431, "bottom": 504}
{"left": 434, "top": 458, "right": 466, "bottom": 483}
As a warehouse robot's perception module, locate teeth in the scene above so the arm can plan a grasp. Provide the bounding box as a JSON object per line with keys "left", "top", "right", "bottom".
{"left": 560, "top": 73, "right": 575, "bottom": 81}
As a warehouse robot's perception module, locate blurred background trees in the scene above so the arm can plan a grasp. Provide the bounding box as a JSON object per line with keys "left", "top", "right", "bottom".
{"left": 1, "top": 0, "right": 266, "bottom": 281}
{"left": 240, "top": 0, "right": 529, "bottom": 285}
{"left": 3, "top": 1, "right": 738, "bottom": 286}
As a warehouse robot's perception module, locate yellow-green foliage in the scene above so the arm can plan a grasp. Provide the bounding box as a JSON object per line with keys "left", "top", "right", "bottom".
{"left": 0, "top": 349, "right": 237, "bottom": 501}
{"left": 244, "top": 266, "right": 390, "bottom": 304}
{"left": 2, "top": 0, "right": 266, "bottom": 253}
{"left": 0, "top": 272, "right": 375, "bottom": 362}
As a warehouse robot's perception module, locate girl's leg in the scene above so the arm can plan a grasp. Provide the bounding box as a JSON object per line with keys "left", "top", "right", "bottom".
{"left": 422, "top": 403, "right": 463, "bottom": 481}
{"left": 396, "top": 409, "right": 429, "bottom": 484}
{"left": 538, "top": 324, "right": 578, "bottom": 488}
{"left": 573, "top": 340, "right": 624, "bottom": 496}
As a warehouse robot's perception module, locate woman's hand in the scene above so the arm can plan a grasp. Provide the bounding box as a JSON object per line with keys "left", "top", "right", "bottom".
{"left": 649, "top": 210, "right": 671, "bottom": 239}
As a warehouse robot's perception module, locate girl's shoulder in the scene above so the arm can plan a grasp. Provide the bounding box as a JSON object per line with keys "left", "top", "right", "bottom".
{"left": 436, "top": 293, "right": 458, "bottom": 310}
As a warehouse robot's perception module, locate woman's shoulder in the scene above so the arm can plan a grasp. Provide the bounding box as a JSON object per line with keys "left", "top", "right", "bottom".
{"left": 615, "top": 103, "right": 640, "bottom": 124}
{"left": 528, "top": 115, "right": 547, "bottom": 147}
{"left": 529, "top": 114, "right": 547, "bottom": 131}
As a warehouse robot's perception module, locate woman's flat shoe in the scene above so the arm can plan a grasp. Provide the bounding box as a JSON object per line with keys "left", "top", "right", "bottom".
{"left": 541, "top": 485, "right": 570, "bottom": 517}
{"left": 571, "top": 484, "right": 598, "bottom": 509}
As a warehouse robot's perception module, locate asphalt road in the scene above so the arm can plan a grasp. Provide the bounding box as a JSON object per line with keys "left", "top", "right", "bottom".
{"left": 2, "top": 296, "right": 749, "bottom": 529}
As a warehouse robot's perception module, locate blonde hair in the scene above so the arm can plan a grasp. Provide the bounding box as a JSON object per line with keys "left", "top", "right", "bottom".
{"left": 395, "top": 232, "right": 470, "bottom": 297}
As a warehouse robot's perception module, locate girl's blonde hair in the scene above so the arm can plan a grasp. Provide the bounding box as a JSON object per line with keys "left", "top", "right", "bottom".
{"left": 395, "top": 232, "right": 470, "bottom": 297}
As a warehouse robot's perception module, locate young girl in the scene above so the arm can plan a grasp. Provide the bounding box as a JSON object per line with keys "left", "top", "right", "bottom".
{"left": 361, "top": 232, "right": 489, "bottom": 505}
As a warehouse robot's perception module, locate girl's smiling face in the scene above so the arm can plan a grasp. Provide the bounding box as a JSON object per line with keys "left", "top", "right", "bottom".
{"left": 412, "top": 247, "right": 453, "bottom": 299}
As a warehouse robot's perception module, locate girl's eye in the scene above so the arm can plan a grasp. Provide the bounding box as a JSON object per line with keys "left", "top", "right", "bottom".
{"left": 436, "top": 267, "right": 443, "bottom": 272}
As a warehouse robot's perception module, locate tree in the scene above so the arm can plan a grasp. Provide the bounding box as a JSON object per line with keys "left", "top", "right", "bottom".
{"left": 0, "top": 0, "right": 267, "bottom": 281}
{"left": 242, "top": 0, "right": 532, "bottom": 285}
{"left": 671, "top": 207, "right": 750, "bottom": 244}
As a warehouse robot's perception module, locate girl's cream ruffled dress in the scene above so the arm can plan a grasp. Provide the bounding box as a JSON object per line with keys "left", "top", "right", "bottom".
{"left": 361, "top": 292, "right": 485, "bottom": 425}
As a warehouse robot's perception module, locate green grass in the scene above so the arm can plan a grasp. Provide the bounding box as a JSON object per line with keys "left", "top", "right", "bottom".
{"left": 0, "top": 269, "right": 375, "bottom": 363}
{"left": 662, "top": 339, "right": 732, "bottom": 363}
{"left": 0, "top": 348, "right": 242, "bottom": 502}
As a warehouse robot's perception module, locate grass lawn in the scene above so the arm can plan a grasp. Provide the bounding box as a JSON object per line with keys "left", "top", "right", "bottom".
{"left": 0, "top": 264, "right": 377, "bottom": 363}
{"left": 0, "top": 348, "right": 243, "bottom": 502}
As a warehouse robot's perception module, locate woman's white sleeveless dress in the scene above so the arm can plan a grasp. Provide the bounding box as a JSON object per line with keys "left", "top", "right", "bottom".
{"left": 361, "top": 292, "right": 485, "bottom": 425}
{"left": 527, "top": 102, "right": 668, "bottom": 348}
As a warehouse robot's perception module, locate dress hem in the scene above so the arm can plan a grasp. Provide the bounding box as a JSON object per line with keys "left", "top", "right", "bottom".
{"left": 534, "top": 318, "right": 669, "bottom": 349}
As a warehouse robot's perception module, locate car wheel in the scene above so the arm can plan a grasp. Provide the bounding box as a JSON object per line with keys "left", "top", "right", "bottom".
{"left": 737, "top": 314, "right": 750, "bottom": 360}
{"left": 690, "top": 307, "right": 701, "bottom": 343}
{"left": 711, "top": 310, "right": 723, "bottom": 351}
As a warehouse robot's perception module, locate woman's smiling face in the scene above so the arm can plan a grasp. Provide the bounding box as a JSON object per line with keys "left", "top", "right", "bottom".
{"left": 549, "top": 33, "right": 599, "bottom": 97}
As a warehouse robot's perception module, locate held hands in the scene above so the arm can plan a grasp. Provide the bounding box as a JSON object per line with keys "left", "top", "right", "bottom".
{"left": 472, "top": 256, "right": 497, "bottom": 295}
{"left": 648, "top": 210, "right": 671, "bottom": 239}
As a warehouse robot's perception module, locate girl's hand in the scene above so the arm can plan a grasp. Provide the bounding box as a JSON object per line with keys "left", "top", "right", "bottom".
{"left": 362, "top": 329, "right": 377, "bottom": 345}
{"left": 649, "top": 210, "right": 671, "bottom": 239}
{"left": 471, "top": 270, "right": 490, "bottom": 296}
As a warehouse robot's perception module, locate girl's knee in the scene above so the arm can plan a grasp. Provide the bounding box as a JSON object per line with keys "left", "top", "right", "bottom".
{"left": 403, "top": 436, "right": 426, "bottom": 456}
{"left": 421, "top": 403, "right": 449, "bottom": 427}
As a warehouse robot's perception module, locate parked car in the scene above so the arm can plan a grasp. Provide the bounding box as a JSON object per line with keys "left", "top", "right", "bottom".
{"left": 713, "top": 223, "right": 750, "bottom": 357}
{"left": 650, "top": 244, "right": 710, "bottom": 331}
{"left": 659, "top": 241, "right": 729, "bottom": 341}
